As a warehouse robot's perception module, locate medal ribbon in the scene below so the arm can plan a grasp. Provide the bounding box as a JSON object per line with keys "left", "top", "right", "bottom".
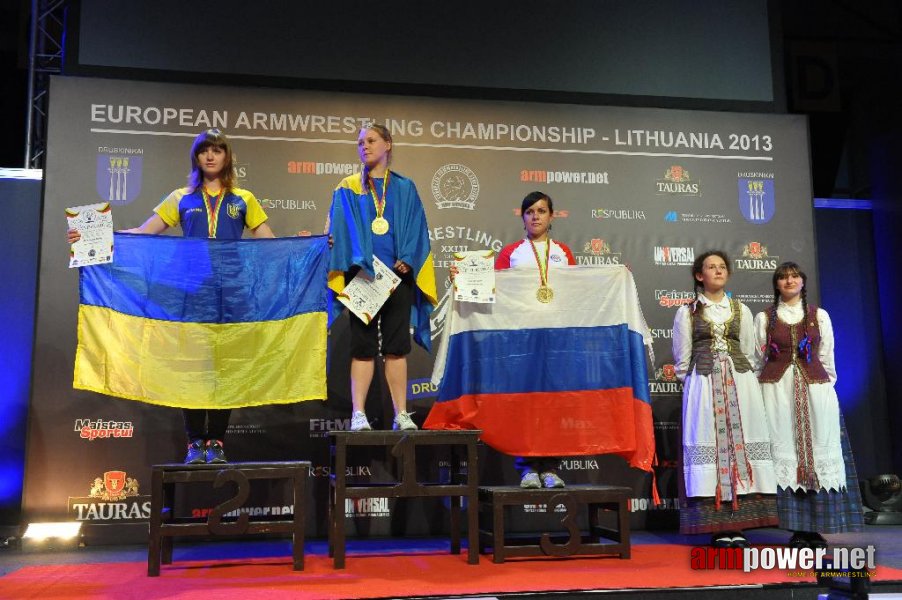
{"left": 528, "top": 237, "right": 551, "bottom": 289}
{"left": 367, "top": 170, "right": 390, "bottom": 221}
{"left": 202, "top": 187, "right": 224, "bottom": 238}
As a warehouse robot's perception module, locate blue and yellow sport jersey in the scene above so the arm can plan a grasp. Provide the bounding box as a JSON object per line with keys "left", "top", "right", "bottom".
{"left": 154, "top": 187, "right": 268, "bottom": 239}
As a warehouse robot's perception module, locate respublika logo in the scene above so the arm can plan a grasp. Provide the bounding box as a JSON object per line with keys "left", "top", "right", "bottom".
{"left": 576, "top": 238, "right": 622, "bottom": 266}
{"left": 591, "top": 208, "right": 646, "bottom": 221}
{"left": 432, "top": 164, "right": 479, "bottom": 209}
{"left": 655, "top": 165, "right": 701, "bottom": 196}
{"left": 690, "top": 545, "right": 876, "bottom": 576}
{"left": 653, "top": 246, "right": 695, "bottom": 266}
{"left": 734, "top": 242, "right": 779, "bottom": 271}
{"left": 97, "top": 150, "right": 143, "bottom": 205}
{"left": 74, "top": 418, "right": 134, "bottom": 440}
{"left": 520, "top": 169, "right": 609, "bottom": 185}
{"left": 262, "top": 198, "right": 317, "bottom": 211}
{"left": 738, "top": 172, "right": 775, "bottom": 224}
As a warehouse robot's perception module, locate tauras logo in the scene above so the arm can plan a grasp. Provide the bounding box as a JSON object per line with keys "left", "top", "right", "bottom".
{"left": 655, "top": 165, "right": 701, "bottom": 196}
{"left": 734, "top": 242, "right": 779, "bottom": 271}
{"left": 68, "top": 470, "right": 150, "bottom": 521}
{"left": 75, "top": 418, "right": 134, "bottom": 440}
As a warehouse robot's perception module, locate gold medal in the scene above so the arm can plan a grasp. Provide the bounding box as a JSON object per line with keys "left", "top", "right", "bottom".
{"left": 371, "top": 217, "right": 389, "bottom": 235}
{"left": 367, "top": 170, "right": 390, "bottom": 236}
{"left": 529, "top": 237, "right": 554, "bottom": 303}
{"left": 536, "top": 284, "right": 554, "bottom": 303}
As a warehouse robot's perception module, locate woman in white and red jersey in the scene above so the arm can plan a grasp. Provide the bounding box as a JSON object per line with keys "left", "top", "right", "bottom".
{"left": 497, "top": 191, "right": 576, "bottom": 488}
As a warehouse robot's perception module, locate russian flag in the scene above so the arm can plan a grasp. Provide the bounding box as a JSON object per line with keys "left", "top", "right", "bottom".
{"left": 74, "top": 233, "right": 329, "bottom": 409}
{"left": 425, "top": 266, "right": 655, "bottom": 471}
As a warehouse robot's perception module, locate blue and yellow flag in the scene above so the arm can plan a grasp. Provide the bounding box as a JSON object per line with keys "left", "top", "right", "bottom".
{"left": 74, "top": 233, "right": 329, "bottom": 409}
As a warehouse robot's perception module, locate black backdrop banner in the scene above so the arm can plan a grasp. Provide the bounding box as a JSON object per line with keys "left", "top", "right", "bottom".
{"left": 26, "top": 76, "right": 815, "bottom": 537}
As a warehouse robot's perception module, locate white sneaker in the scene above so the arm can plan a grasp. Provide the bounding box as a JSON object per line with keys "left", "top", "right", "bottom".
{"left": 393, "top": 411, "right": 418, "bottom": 431}
{"left": 520, "top": 471, "right": 541, "bottom": 489}
{"left": 350, "top": 411, "right": 371, "bottom": 431}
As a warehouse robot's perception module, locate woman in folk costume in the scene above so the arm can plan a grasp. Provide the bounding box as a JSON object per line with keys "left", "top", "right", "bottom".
{"left": 327, "top": 124, "right": 438, "bottom": 432}
{"left": 672, "top": 250, "right": 777, "bottom": 547}
{"left": 68, "top": 129, "right": 275, "bottom": 464}
{"left": 754, "top": 262, "right": 863, "bottom": 548}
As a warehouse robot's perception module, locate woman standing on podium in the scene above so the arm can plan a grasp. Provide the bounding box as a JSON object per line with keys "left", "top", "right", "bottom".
{"left": 495, "top": 191, "right": 576, "bottom": 489}
{"left": 68, "top": 129, "right": 275, "bottom": 465}
{"left": 327, "top": 124, "right": 438, "bottom": 433}
{"left": 672, "top": 250, "right": 777, "bottom": 548}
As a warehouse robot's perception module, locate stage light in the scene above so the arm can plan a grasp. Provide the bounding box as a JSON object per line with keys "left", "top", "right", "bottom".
{"left": 21, "top": 521, "right": 82, "bottom": 551}
{"left": 861, "top": 474, "right": 902, "bottom": 525}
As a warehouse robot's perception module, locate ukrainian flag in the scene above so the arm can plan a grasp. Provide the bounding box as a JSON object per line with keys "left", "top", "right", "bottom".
{"left": 74, "top": 233, "right": 329, "bottom": 409}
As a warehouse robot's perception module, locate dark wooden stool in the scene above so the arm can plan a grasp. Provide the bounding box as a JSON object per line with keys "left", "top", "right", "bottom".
{"left": 147, "top": 461, "right": 309, "bottom": 576}
{"left": 478, "top": 484, "right": 631, "bottom": 563}
{"left": 327, "top": 430, "right": 480, "bottom": 568}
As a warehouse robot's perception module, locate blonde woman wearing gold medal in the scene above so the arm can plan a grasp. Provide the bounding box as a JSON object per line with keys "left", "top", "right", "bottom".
{"left": 327, "top": 124, "right": 438, "bottom": 432}
{"left": 495, "top": 191, "right": 576, "bottom": 487}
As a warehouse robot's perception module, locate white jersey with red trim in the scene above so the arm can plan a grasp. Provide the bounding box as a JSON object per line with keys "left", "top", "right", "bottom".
{"left": 495, "top": 238, "right": 576, "bottom": 270}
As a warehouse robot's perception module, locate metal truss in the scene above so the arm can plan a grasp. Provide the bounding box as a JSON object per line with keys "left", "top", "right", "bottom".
{"left": 24, "top": 0, "right": 68, "bottom": 169}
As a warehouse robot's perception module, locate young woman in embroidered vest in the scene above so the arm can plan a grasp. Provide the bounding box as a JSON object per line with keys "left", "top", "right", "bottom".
{"left": 497, "top": 191, "right": 576, "bottom": 488}
{"left": 753, "top": 262, "right": 863, "bottom": 548}
{"left": 68, "top": 129, "right": 275, "bottom": 465}
{"left": 672, "top": 250, "right": 778, "bottom": 547}
{"left": 327, "top": 124, "right": 438, "bottom": 432}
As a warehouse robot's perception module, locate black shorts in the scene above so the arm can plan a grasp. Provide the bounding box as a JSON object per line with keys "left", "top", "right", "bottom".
{"left": 348, "top": 271, "right": 414, "bottom": 358}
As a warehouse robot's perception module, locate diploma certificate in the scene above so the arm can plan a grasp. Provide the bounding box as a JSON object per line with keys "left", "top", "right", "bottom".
{"left": 337, "top": 256, "right": 402, "bottom": 324}
{"left": 67, "top": 202, "right": 114, "bottom": 268}
{"left": 452, "top": 251, "right": 496, "bottom": 304}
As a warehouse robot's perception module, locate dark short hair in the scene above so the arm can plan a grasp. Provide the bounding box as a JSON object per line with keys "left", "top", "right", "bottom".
{"left": 521, "top": 191, "right": 553, "bottom": 215}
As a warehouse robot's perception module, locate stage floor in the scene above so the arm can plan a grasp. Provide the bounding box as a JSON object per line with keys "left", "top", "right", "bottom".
{"left": 2, "top": 527, "right": 901, "bottom": 599}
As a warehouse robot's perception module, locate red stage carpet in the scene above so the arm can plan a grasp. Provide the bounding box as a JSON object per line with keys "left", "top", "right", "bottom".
{"left": 2, "top": 544, "right": 901, "bottom": 599}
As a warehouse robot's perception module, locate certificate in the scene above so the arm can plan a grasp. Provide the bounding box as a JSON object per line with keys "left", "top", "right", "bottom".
{"left": 452, "top": 250, "right": 496, "bottom": 304}
{"left": 66, "top": 202, "right": 114, "bottom": 268}
{"left": 337, "top": 256, "right": 402, "bottom": 324}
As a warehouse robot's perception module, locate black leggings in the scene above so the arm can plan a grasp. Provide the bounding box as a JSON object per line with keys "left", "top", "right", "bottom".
{"left": 182, "top": 408, "right": 231, "bottom": 441}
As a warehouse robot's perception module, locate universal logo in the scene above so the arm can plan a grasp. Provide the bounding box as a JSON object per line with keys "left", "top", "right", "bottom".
{"left": 432, "top": 164, "right": 479, "bottom": 210}
{"left": 345, "top": 497, "right": 390, "bottom": 518}
{"left": 653, "top": 246, "right": 695, "bottom": 266}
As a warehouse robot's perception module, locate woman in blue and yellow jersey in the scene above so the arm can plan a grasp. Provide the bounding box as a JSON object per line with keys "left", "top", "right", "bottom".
{"left": 327, "top": 124, "right": 437, "bottom": 432}
{"left": 69, "top": 129, "right": 274, "bottom": 464}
